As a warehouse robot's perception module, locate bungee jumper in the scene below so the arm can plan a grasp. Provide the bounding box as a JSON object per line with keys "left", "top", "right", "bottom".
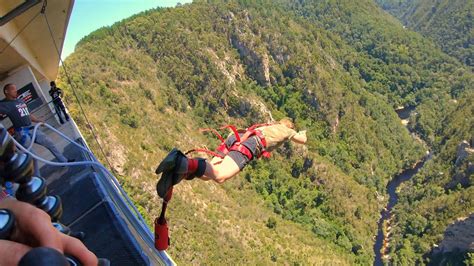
{"left": 155, "top": 118, "right": 307, "bottom": 250}
{"left": 153, "top": 118, "right": 307, "bottom": 250}
{"left": 155, "top": 118, "right": 308, "bottom": 198}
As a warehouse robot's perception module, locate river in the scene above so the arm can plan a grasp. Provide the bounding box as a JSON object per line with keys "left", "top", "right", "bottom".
{"left": 373, "top": 157, "right": 430, "bottom": 265}
{"left": 373, "top": 106, "right": 429, "bottom": 266}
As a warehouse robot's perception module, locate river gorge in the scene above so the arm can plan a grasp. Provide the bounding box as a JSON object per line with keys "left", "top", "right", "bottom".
{"left": 373, "top": 107, "right": 430, "bottom": 265}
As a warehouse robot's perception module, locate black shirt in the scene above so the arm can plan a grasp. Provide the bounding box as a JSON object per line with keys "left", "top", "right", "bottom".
{"left": 0, "top": 99, "right": 32, "bottom": 128}
{"left": 49, "top": 87, "right": 62, "bottom": 102}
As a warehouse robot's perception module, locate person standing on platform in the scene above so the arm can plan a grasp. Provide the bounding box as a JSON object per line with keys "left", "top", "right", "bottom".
{"left": 48, "top": 81, "right": 69, "bottom": 124}
{"left": 0, "top": 83, "right": 73, "bottom": 175}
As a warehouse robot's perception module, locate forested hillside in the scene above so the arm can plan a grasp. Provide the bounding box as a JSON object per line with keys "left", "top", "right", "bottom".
{"left": 60, "top": 0, "right": 472, "bottom": 264}
{"left": 376, "top": 0, "right": 473, "bottom": 67}
{"left": 393, "top": 92, "right": 473, "bottom": 265}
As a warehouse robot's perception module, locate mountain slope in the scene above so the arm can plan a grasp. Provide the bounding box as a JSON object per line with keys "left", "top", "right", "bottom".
{"left": 59, "top": 0, "right": 472, "bottom": 264}
{"left": 376, "top": 0, "right": 474, "bottom": 67}
{"left": 284, "top": 0, "right": 473, "bottom": 263}
{"left": 390, "top": 91, "right": 474, "bottom": 264}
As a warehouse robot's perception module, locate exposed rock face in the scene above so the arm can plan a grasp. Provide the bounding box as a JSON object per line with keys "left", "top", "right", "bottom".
{"left": 455, "top": 140, "right": 474, "bottom": 166}
{"left": 206, "top": 48, "right": 244, "bottom": 85}
{"left": 269, "top": 43, "right": 291, "bottom": 65}
{"left": 447, "top": 140, "right": 474, "bottom": 189}
{"left": 332, "top": 115, "right": 339, "bottom": 134}
{"left": 224, "top": 91, "right": 273, "bottom": 122}
{"left": 432, "top": 214, "right": 474, "bottom": 254}
{"left": 448, "top": 170, "right": 472, "bottom": 189}
{"left": 224, "top": 10, "right": 272, "bottom": 86}
{"left": 103, "top": 127, "right": 127, "bottom": 175}
{"left": 230, "top": 32, "right": 270, "bottom": 87}
{"left": 251, "top": 99, "right": 274, "bottom": 122}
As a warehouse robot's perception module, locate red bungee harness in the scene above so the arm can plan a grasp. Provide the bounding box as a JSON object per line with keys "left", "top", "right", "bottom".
{"left": 189, "top": 123, "right": 273, "bottom": 160}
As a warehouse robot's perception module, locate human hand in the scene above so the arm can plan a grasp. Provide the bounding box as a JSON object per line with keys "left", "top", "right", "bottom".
{"left": 0, "top": 198, "right": 98, "bottom": 265}
{"left": 30, "top": 114, "right": 44, "bottom": 124}
{"left": 292, "top": 130, "right": 307, "bottom": 144}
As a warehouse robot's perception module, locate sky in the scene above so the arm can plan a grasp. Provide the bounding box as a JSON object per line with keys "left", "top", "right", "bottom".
{"left": 62, "top": 0, "right": 192, "bottom": 59}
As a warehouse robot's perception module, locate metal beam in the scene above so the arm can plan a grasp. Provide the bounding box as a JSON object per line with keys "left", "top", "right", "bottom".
{"left": 0, "top": 0, "right": 42, "bottom": 27}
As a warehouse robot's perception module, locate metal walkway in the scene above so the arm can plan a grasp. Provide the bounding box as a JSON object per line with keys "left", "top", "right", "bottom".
{"left": 32, "top": 114, "right": 173, "bottom": 265}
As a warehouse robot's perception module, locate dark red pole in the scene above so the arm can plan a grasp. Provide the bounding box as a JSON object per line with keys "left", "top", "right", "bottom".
{"left": 155, "top": 187, "right": 173, "bottom": 251}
